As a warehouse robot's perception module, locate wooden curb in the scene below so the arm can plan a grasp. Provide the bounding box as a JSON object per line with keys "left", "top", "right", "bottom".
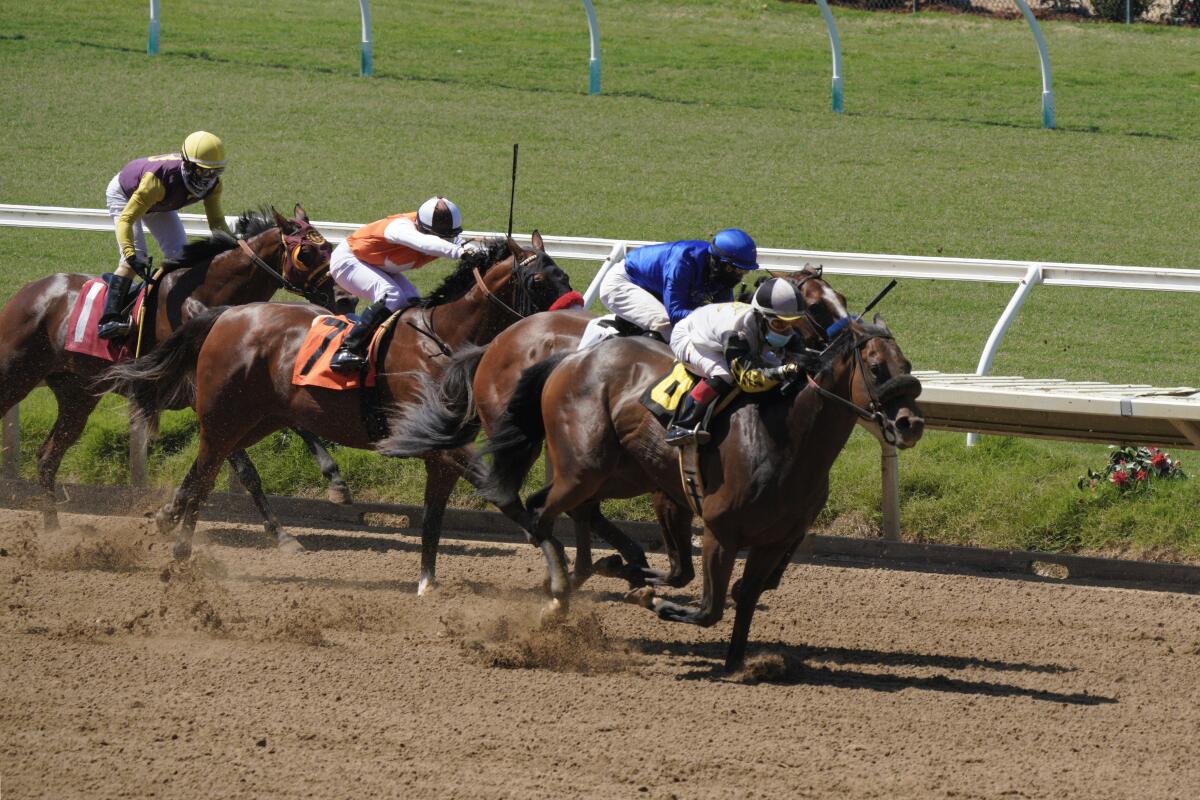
{"left": 2, "top": 479, "right": 1197, "bottom": 593}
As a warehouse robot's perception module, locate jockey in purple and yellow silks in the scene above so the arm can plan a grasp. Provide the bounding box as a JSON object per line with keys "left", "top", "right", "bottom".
{"left": 98, "top": 131, "right": 232, "bottom": 339}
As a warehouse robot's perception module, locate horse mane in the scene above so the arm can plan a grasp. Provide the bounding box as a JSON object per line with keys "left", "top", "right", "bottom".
{"left": 167, "top": 207, "right": 278, "bottom": 272}
{"left": 415, "top": 238, "right": 510, "bottom": 308}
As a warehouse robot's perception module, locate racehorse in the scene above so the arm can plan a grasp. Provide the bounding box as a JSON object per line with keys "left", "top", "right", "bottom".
{"left": 381, "top": 268, "right": 853, "bottom": 594}
{"left": 480, "top": 315, "right": 925, "bottom": 671}
{"left": 102, "top": 233, "right": 579, "bottom": 563}
{"left": 0, "top": 206, "right": 354, "bottom": 533}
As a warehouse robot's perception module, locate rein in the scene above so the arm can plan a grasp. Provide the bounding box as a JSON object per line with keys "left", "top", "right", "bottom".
{"left": 237, "top": 231, "right": 329, "bottom": 306}
{"left": 805, "top": 329, "right": 900, "bottom": 445}
{"left": 471, "top": 251, "right": 540, "bottom": 322}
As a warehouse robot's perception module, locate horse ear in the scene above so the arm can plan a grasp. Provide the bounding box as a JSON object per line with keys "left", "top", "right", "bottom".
{"left": 271, "top": 207, "right": 293, "bottom": 232}
{"left": 873, "top": 313, "right": 885, "bottom": 328}
{"left": 506, "top": 237, "right": 524, "bottom": 260}
{"left": 531, "top": 230, "right": 545, "bottom": 251}
{"left": 294, "top": 203, "right": 310, "bottom": 223}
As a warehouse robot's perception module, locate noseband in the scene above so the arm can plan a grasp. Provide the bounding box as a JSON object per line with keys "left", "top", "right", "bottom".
{"left": 804, "top": 327, "right": 919, "bottom": 446}
{"left": 237, "top": 225, "right": 333, "bottom": 308}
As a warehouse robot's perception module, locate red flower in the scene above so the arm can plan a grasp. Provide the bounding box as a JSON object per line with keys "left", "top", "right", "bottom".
{"left": 1111, "top": 470, "right": 1129, "bottom": 486}
{"left": 1151, "top": 452, "right": 1167, "bottom": 468}
{"left": 1136, "top": 470, "right": 1148, "bottom": 481}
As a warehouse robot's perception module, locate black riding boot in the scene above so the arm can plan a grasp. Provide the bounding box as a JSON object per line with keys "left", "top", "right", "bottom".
{"left": 329, "top": 300, "right": 392, "bottom": 373}
{"left": 665, "top": 377, "right": 733, "bottom": 446}
{"left": 96, "top": 273, "right": 134, "bottom": 340}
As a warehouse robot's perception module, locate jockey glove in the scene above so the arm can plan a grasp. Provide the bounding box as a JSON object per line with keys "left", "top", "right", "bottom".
{"left": 125, "top": 254, "right": 151, "bottom": 279}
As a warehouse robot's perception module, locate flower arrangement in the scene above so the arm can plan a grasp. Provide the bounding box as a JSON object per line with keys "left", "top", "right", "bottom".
{"left": 1078, "top": 446, "right": 1188, "bottom": 495}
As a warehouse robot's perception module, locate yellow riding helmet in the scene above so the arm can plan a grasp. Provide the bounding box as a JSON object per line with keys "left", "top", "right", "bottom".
{"left": 181, "top": 131, "right": 226, "bottom": 169}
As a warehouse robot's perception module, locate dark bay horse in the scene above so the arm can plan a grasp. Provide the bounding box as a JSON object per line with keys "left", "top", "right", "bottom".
{"left": 0, "top": 206, "right": 353, "bottom": 532}
{"left": 480, "top": 316, "right": 925, "bottom": 671}
{"left": 103, "top": 234, "right": 579, "bottom": 567}
{"left": 382, "top": 268, "right": 854, "bottom": 593}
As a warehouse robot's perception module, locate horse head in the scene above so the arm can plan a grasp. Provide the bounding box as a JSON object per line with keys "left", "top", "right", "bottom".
{"left": 840, "top": 315, "right": 925, "bottom": 449}
{"left": 270, "top": 204, "right": 338, "bottom": 310}
{"left": 505, "top": 231, "right": 582, "bottom": 316}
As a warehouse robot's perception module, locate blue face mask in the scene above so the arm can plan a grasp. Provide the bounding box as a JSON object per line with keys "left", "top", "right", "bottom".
{"left": 764, "top": 329, "right": 793, "bottom": 348}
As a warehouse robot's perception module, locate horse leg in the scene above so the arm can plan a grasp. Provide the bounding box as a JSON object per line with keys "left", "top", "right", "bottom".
{"left": 630, "top": 527, "right": 736, "bottom": 630}
{"left": 724, "top": 538, "right": 795, "bottom": 672}
{"left": 417, "top": 452, "right": 463, "bottom": 596}
{"left": 573, "top": 503, "right": 654, "bottom": 588}
{"left": 36, "top": 375, "right": 100, "bottom": 531}
{"left": 636, "top": 492, "right": 695, "bottom": 588}
{"left": 170, "top": 436, "right": 229, "bottom": 560}
{"left": 730, "top": 531, "right": 805, "bottom": 603}
{"left": 566, "top": 508, "right": 595, "bottom": 589}
{"left": 225, "top": 449, "right": 303, "bottom": 553}
{"left": 294, "top": 427, "right": 352, "bottom": 505}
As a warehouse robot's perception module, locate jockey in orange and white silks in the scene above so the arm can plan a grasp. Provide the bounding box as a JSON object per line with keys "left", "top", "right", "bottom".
{"left": 98, "top": 131, "right": 232, "bottom": 339}
{"left": 327, "top": 196, "right": 480, "bottom": 373}
{"left": 664, "top": 277, "right": 825, "bottom": 446}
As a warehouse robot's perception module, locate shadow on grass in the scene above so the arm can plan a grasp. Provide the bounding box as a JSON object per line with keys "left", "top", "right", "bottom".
{"left": 633, "top": 639, "right": 1112, "bottom": 704}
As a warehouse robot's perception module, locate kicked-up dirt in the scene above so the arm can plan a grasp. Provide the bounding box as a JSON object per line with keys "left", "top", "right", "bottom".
{"left": 1, "top": 507, "right": 1198, "bottom": 799}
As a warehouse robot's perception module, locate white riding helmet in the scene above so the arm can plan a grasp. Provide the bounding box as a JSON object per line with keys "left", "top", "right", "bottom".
{"left": 416, "top": 196, "right": 463, "bottom": 240}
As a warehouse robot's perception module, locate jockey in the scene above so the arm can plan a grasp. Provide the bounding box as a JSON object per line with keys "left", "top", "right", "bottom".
{"left": 665, "top": 277, "right": 819, "bottom": 446}
{"left": 328, "top": 196, "right": 478, "bottom": 373}
{"left": 98, "top": 131, "right": 232, "bottom": 339}
{"left": 597, "top": 228, "right": 759, "bottom": 342}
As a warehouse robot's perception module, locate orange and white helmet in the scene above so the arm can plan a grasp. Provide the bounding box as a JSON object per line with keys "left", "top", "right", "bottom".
{"left": 416, "top": 196, "right": 463, "bottom": 240}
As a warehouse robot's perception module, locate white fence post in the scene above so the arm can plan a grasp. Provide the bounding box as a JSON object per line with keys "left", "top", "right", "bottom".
{"left": 581, "top": 241, "right": 627, "bottom": 309}
{"left": 1014, "top": 0, "right": 1055, "bottom": 129}
{"left": 358, "top": 0, "right": 373, "bottom": 77}
{"left": 881, "top": 443, "right": 900, "bottom": 540}
{"left": 582, "top": 0, "right": 601, "bottom": 94}
{"left": 815, "top": 0, "right": 845, "bottom": 113}
{"left": 967, "top": 264, "right": 1043, "bottom": 446}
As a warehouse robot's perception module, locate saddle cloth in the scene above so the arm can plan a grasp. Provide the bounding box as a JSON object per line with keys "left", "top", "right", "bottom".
{"left": 639, "top": 362, "right": 740, "bottom": 429}
{"left": 63, "top": 277, "right": 147, "bottom": 362}
{"left": 291, "top": 314, "right": 388, "bottom": 390}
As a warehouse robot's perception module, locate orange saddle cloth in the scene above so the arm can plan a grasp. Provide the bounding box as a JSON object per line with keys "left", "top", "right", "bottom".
{"left": 291, "top": 315, "right": 385, "bottom": 390}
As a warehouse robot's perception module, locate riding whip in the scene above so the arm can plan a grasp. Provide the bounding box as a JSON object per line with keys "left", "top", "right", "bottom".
{"left": 859, "top": 279, "right": 897, "bottom": 318}
{"left": 507, "top": 143, "right": 519, "bottom": 238}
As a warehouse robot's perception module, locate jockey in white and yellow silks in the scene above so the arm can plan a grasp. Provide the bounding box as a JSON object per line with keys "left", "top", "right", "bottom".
{"left": 98, "top": 131, "right": 231, "bottom": 339}
{"left": 665, "top": 278, "right": 823, "bottom": 446}
{"left": 327, "top": 196, "right": 480, "bottom": 373}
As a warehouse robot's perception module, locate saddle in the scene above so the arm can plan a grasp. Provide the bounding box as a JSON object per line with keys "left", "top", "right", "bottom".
{"left": 578, "top": 314, "right": 665, "bottom": 349}
{"left": 639, "top": 362, "right": 740, "bottom": 430}
{"left": 291, "top": 313, "right": 390, "bottom": 390}
{"left": 63, "top": 276, "right": 149, "bottom": 362}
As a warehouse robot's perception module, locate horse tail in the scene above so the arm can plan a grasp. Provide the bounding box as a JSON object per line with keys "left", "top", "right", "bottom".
{"left": 378, "top": 344, "right": 488, "bottom": 459}
{"left": 97, "top": 306, "right": 229, "bottom": 421}
{"left": 478, "top": 351, "right": 571, "bottom": 506}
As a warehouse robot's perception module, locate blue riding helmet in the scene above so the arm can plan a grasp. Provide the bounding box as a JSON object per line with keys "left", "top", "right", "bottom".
{"left": 709, "top": 228, "right": 759, "bottom": 270}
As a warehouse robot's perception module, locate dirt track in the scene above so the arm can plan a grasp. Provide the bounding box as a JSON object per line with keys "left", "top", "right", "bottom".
{"left": 1, "top": 507, "right": 1198, "bottom": 799}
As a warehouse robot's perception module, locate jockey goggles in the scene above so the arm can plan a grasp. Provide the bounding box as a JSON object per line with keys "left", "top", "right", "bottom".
{"left": 766, "top": 313, "right": 803, "bottom": 333}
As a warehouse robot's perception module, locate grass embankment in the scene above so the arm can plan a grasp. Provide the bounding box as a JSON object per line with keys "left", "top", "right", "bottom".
{"left": 2, "top": 1, "right": 1198, "bottom": 558}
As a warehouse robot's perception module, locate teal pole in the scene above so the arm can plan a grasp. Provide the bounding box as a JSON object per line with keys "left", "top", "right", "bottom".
{"left": 815, "top": 0, "right": 844, "bottom": 113}
{"left": 358, "top": 0, "right": 373, "bottom": 76}
{"left": 1014, "top": 0, "right": 1054, "bottom": 129}
{"left": 147, "top": 0, "right": 160, "bottom": 55}
{"left": 583, "top": 0, "right": 601, "bottom": 94}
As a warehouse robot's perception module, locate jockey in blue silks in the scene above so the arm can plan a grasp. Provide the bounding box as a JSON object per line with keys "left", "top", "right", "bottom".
{"left": 592, "top": 228, "right": 759, "bottom": 343}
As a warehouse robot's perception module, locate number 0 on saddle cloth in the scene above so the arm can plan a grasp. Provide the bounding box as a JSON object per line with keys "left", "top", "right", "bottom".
{"left": 292, "top": 314, "right": 386, "bottom": 390}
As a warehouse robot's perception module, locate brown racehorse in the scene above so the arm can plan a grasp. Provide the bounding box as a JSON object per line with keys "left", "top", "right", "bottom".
{"left": 103, "top": 234, "right": 580, "bottom": 566}
{"left": 0, "top": 206, "right": 351, "bottom": 534}
{"left": 480, "top": 315, "right": 925, "bottom": 671}
{"left": 381, "top": 268, "right": 853, "bottom": 594}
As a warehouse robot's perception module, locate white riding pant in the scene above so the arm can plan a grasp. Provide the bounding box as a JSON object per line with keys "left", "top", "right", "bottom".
{"left": 329, "top": 240, "right": 419, "bottom": 312}
{"left": 105, "top": 175, "right": 187, "bottom": 272}
{"left": 598, "top": 260, "right": 672, "bottom": 339}
{"left": 670, "top": 316, "right": 732, "bottom": 381}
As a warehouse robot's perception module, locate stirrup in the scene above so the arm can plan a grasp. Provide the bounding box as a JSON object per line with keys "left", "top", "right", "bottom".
{"left": 328, "top": 348, "right": 368, "bottom": 373}
{"left": 96, "top": 316, "right": 133, "bottom": 340}
{"left": 665, "top": 424, "right": 710, "bottom": 447}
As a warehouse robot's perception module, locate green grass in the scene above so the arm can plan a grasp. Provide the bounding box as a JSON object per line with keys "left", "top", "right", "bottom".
{"left": 2, "top": 1, "right": 1198, "bottom": 559}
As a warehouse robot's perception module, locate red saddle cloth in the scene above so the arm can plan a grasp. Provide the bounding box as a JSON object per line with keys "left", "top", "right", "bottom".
{"left": 291, "top": 315, "right": 385, "bottom": 390}
{"left": 63, "top": 278, "right": 147, "bottom": 362}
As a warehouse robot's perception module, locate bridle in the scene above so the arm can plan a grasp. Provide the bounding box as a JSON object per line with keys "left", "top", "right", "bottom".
{"left": 471, "top": 250, "right": 547, "bottom": 321}
{"left": 237, "top": 225, "right": 333, "bottom": 308}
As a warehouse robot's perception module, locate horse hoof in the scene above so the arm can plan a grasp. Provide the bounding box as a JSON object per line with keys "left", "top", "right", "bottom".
{"left": 539, "top": 597, "right": 567, "bottom": 623}
{"left": 624, "top": 587, "right": 657, "bottom": 608}
{"left": 155, "top": 509, "right": 178, "bottom": 535}
{"left": 417, "top": 574, "right": 437, "bottom": 597}
{"left": 278, "top": 536, "right": 305, "bottom": 554}
{"left": 172, "top": 541, "right": 192, "bottom": 560}
{"left": 593, "top": 554, "right": 625, "bottom": 577}
{"left": 327, "top": 483, "right": 353, "bottom": 505}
